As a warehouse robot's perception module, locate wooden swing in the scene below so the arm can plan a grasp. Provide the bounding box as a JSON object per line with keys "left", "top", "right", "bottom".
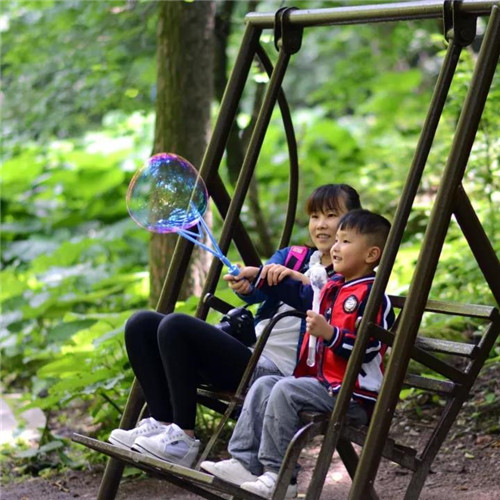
{"left": 73, "top": 1, "right": 500, "bottom": 498}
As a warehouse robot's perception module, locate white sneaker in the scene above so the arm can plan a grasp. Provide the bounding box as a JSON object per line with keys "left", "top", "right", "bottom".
{"left": 108, "top": 417, "right": 167, "bottom": 450}
{"left": 200, "top": 458, "right": 258, "bottom": 486}
{"left": 132, "top": 423, "right": 200, "bottom": 467}
{"left": 241, "top": 471, "right": 298, "bottom": 499}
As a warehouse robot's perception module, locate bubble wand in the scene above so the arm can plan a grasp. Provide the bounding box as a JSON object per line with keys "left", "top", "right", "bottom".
{"left": 126, "top": 153, "right": 240, "bottom": 275}
{"left": 307, "top": 263, "right": 328, "bottom": 367}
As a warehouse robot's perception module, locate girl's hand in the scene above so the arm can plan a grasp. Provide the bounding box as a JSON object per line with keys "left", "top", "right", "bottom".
{"left": 306, "top": 310, "right": 334, "bottom": 341}
{"left": 260, "top": 264, "right": 309, "bottom": 286}
{"left": 223, "top": 266, "right": 259, "bottom": 295}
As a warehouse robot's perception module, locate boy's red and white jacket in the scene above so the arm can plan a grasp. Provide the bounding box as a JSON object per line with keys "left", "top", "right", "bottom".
{"left": 294, "top": 273, "right": 394, "bottom": 411}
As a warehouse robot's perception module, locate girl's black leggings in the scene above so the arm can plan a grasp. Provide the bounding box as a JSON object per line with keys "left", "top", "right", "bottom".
{"left": 124, "top": 311, "right": 252, "bottom": 429}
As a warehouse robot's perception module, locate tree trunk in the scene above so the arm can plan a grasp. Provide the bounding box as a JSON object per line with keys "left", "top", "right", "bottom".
{"left": 213, "top": 0, "right": 274, "bottom": 257}
{"left": 149, "top": 0, "right": 215, "bottom": 307}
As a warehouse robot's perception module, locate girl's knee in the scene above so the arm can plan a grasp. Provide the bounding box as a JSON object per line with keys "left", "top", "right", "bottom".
{"left": 125, "top": 310, "right": 148, "bottom": 331}
{"left": 157, "top": 313, "right": 191, "bottom": 348}
{"left": 159, "top": 312, "right": 189, "bottom": 330}
{"left": 125, "top": 310, "right": 157, "bottom": 344}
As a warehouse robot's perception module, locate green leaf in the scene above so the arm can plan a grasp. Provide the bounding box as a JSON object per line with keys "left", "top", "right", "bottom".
{"left": 39, "top": 440, "right": 65, "bottom": 453}
{"left": 47, "top": 319, "right": 97, "bottom": 344}
{"left": 37, "top": 353, "right": 92, "bottom": 377}
{"left": 1, "top": 150, "right": 45, "bottom": 198}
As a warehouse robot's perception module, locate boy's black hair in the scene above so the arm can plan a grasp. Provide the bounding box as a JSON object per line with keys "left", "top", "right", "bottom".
{"left": 338, "top": 209, "right": 391, "bottom": 251}
{"left": 306, "top": 184, "right": 361, "bottom": 215}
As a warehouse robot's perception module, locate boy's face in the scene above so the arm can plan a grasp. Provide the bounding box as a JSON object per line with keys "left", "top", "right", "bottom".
{"left": 330, "top": 227, "right": 378, "bottom": 281}
{"left": 308, "top": 199, "right": 348, "bottom": 257}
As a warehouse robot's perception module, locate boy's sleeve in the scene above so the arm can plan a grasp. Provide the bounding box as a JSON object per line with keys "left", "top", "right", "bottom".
{"left": 326, "top": 328, "right": 384, "bottom": 363}
{"left": 325, "top": 292, "right": 393, "bottom": 363}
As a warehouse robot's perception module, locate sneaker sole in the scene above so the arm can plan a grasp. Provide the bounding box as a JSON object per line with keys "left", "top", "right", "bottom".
{"left": 108, "top": 437, "right": 132, "bottom": 450}
{"left": 199, "top": 462, "right": 217, "bottom": 475}
{"left": 200, "top": 463, "right": 258, "bottom": 486}
{"left": 131, "top": 443, "right": 197, "bottom": 468}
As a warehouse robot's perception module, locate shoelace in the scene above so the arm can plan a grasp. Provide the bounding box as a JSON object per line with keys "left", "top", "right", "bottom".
{"left": 161, "top": 424, "right": 185, "bottom": 443}
{"left": 137, "top": 417, "right": 158, "bottom": 429}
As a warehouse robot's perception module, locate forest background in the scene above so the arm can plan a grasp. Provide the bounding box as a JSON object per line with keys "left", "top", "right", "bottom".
{"left": 1, "top": 0, "right": 499, "bottom": 484}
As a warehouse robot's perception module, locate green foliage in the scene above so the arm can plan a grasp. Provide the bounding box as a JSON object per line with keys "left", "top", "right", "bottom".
{"left": 1, "top": 1, "right": 157, "bottom": 144}
{"left": 1, "top": 112, "right": 151, "bottom": 406}
{"left": 0, "top": 107, "right": 209, "bottom": 438}
{"left": 1, "top": 0, "right": 499, "bottom": 476}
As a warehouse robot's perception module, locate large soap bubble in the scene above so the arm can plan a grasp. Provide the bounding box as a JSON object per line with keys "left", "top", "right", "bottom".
{"left": 126, "top": 152, "right": 239, "bottom": 275}
{"left": 126, "top": 153, "right": 208, "bottom": 233}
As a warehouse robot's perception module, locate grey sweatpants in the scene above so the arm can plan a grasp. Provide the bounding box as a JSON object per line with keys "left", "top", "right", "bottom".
{"left": 228, "top": 375, "right": 368, "bottom": 476}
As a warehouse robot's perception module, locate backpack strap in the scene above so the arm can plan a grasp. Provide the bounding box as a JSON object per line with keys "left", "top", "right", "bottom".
{"left": 284, "top": 245, "right": 309, "bottom": 272}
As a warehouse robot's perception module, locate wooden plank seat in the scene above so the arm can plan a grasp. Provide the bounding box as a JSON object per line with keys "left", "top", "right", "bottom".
{"left": 72, "top": 294, "right": 499, "bottom": 500}
{"left": 269, "top": 298, "right": 499, "bottom": 499}
{"left": 194, "top": 294, "right": 499, "bottom": 499}
{"left": 297, "top": 412, "right": 419, "bottom": 471}
{"left": 72, "top": 433, "right": 266, "bottom": 500}
{"left": 188, "top": 294, "right": 498, "bottom": 499}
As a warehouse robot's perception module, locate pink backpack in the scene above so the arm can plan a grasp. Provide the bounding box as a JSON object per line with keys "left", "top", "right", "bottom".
{"left": 284, "top": 245, "right": 309, "bottom": 272}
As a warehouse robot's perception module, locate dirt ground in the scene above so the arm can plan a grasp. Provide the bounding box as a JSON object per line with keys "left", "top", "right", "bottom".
{"left": 2, "top": 363, "right": 499, "bottom": 499}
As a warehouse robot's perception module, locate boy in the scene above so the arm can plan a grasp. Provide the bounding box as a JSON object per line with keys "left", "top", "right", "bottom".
{"left": 201, "top": 209, "right": 394, "bottom": 498}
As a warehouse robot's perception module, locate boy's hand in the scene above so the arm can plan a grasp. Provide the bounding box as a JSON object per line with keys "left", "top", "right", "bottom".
{"left": 223, "top": 266, "right": 259, "bottom": 295}
{"left": 306, "top": 310, "right": 334, "bottom": 341}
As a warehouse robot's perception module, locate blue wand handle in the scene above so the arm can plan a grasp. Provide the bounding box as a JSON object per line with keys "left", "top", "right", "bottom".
{"left": 221, "top": 259, "right": 240, "bottom": 276}
{"left": 176, "top": 207, "right": 240, "bottom": 276}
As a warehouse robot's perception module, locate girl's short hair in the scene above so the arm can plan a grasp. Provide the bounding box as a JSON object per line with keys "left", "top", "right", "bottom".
{"left": 306, "top": 184, "right": 361, "bottom": 215}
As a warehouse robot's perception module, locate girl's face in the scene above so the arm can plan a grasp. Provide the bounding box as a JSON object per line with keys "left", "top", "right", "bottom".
{"left": 308, "top": 201, "right": 348, "bottom": 259}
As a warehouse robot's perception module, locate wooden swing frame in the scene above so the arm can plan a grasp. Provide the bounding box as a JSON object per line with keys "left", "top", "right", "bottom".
{"left": 73, "top": 1, "right": 500, "bottom": 499}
